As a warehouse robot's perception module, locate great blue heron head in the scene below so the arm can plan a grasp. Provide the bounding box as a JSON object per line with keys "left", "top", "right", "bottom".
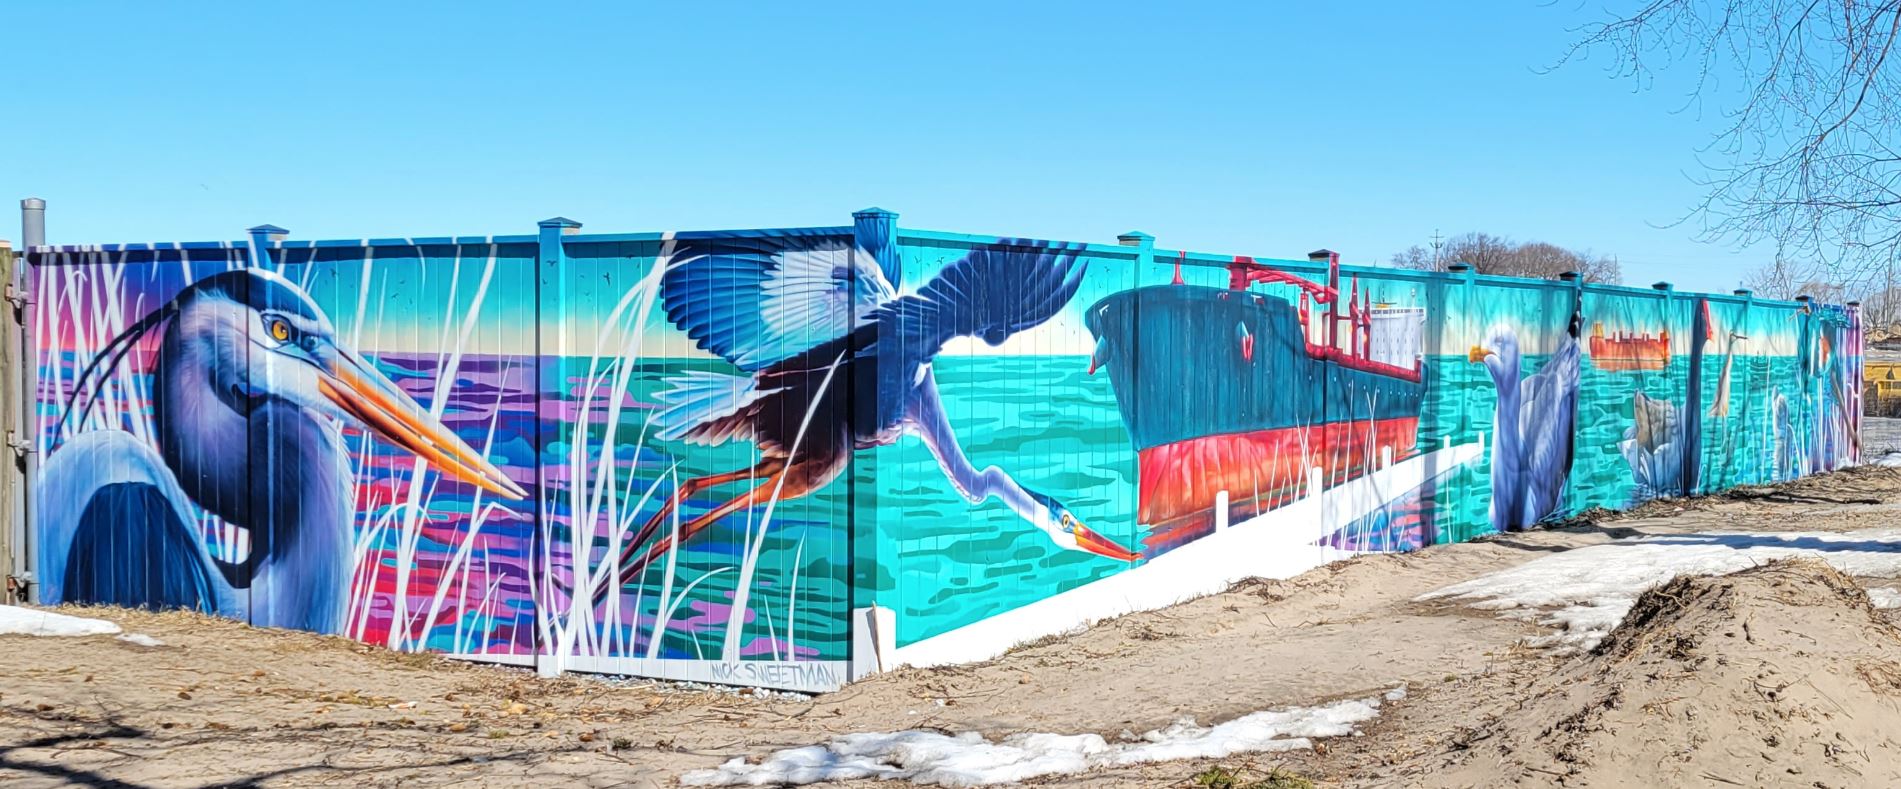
{"left": 170, "top": 268, "right": 528, "bottom": 501}
{"left": 1024, "top": 489, "right": 1139, "bottom": 562}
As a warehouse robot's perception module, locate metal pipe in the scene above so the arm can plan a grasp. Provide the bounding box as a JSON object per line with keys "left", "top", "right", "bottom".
{"left": 20, "top": 198, "right": 45, "bottom": 248}
{"left": 0, "top": 240, "right": 14, "bottom": 601}
{"left": 10, "top": 239, "right": 33, "bottom": 602}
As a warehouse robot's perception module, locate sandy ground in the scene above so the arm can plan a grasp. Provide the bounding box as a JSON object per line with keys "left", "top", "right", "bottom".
{"left": 8, "top": 454, "right": 1901, "bottom": 786}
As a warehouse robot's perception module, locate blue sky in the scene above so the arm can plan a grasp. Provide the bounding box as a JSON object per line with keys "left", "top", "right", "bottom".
{"left": 4, "top": 2, "right": 1764, "bottom": 293}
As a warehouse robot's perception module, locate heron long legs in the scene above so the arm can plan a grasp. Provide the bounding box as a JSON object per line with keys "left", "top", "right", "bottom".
{"left": 637, "top": 458, "right": 785, "bottom": 553}
{"left": 595, "top": 456, "right": 787, "bottom": 606}
{"left": 617, "top": 456, "right": 834, "bottom": 591}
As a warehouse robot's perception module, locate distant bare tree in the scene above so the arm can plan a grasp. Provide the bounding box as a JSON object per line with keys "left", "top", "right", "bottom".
{"left": 1389, "top": 232, "right": 1622, "bottom": 283}
{"left": 1860, "top": 282, "right": 1901, "bottom": 328}
{"left": 1742, "top": 256, "right": 1901, "bottom": 329}
{"left": 1741, "top": 258, "right": 1808, "bottom": 299}
{"left": 1389, "top": 245, "right": 1436, "bottom": 269}
{"left": 1442, "top": 232, "right": 1520, "bottom": 274}
{"left": 1570, "top": 1, "right": 1901, "bottom": 288}
{"left": 1797, "top": 279, "right": 1851, "bottom": 305}
{"left": 1512, "top": 241, "right": 1624, "bottom": 283}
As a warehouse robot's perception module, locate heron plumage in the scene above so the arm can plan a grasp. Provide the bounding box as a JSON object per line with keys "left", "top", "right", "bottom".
{"left": 595, "top": 237, "right": 1129, "bottom": 608}
{"left": 40, "top": 266, "right": 512, "bottom": 634}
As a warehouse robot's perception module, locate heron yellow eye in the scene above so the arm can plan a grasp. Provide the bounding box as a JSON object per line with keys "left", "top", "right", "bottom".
{"left": 268, "top": 318, "right": 291, "bottom": 342}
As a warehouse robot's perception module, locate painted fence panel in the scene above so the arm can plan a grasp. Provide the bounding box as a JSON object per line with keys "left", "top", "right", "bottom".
{"left": 535, "top": 232, "right": 856, "bottom": 689}
{"left": 28, "top": 243, "right": 542, "bottom": 656}
{"left": 864, "top": 233, "right": 1141, "bottom": 655}
{"left": 18, "top": 215, "right": 1865, "bottom": 690}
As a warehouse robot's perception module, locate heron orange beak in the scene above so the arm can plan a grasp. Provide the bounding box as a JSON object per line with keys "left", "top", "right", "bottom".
{"left": 316, "top": 348, "right": 529, "bottom": 501}
{"left": 1070, "top": 518, "right": 1141, "bottom": 562}
{"left": 1467, "top": 345, "right": 1489, "bottom": 363}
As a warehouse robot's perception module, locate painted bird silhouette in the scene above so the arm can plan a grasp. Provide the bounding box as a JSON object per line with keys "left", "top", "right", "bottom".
{"left": 36, "top": 268, "right": 526, "bottom": 633}
{"left": 595, "top": 234, "right": 1138, "bottom": 606}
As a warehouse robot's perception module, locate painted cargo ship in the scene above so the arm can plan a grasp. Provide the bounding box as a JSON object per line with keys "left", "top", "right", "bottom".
{"left": 1084, "top": 251, "right": 1428, "bottom": 549}
{"left": 1589, "top": 323, "right": 1670, "bottom": 371}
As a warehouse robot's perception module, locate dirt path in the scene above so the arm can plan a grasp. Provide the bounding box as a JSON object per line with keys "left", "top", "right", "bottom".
{"left": 6, "top": 466, "right": 1901, "bottom": 788}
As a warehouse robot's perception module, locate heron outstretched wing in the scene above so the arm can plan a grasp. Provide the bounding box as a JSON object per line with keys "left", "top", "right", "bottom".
{"left": 660, "top": 232, "right": 897, "bottom": 371}
{"left": 35, "top": 431, "right": 237, "bottom": 615}
{"left": 868, "top": 239, "right": 1087, "bottom": 363}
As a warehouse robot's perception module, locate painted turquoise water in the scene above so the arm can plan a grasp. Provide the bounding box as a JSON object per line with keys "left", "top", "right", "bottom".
{"left": 863, "top": 355, "right": 1137, "bottom": 647}
{"left": 870, "top": 352, "right": 1813, "bottom": 647}
{"left": 1423, "top": 352, "right": 1810, "bottom": 545}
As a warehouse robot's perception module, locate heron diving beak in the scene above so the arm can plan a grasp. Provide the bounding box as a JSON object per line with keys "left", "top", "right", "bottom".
{"left": 1466, "top": 345, "right": 1490, "bottom": 363}
{"left": 315, "top": 347, "right": 530, "bottom": 501}
{"left": 1066, "top": 514, "right": 1141, "bottom": 562}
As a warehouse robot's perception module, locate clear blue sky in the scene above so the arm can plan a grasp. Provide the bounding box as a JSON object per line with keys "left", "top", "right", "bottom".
{"left": 4, "top": 2, "right": 1765, "bottom": 293}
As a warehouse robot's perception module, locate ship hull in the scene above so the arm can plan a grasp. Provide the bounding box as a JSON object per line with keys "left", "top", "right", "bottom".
{"left": 1589, "top": 330, "right": 1670, "bottom": 371}
{"left": 1085, "top": 284, "right": 1429, "bottom": 536}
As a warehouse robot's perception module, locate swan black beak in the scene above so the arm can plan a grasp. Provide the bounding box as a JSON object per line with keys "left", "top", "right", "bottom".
{"left": 317, "top": 347, "right": 529, "bottom": 501}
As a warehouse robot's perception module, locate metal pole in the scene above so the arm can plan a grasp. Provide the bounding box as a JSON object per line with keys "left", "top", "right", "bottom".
{"left": 0, "top": 239, "right": 17, "bottom": 603}
{"left": 20, "top": 198, "right": 44, "bottom": 249}
{"left": 17, "top": 242, "right": 35, "bottom": 603}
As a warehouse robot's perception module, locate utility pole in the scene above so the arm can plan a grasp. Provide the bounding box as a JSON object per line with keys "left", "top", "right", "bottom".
{"left": 1429, "top": 229, "right": 1444, "bottom": 268}
{"left": 6, "top": 198, "right": 42, "bottom": 602}
{"left": 1884, "top": 260, "right": 1894, "bottom": 330}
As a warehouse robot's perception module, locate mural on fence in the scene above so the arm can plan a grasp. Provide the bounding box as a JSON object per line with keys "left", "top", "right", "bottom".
{"left": 535, "top": 228, "right": 1135, "bottom": 679}
{"left": 23, "top": 212, "right": 1865, "bottom": 690}
{"left": 31, "top": 245, "right": 542, "bottom": 655}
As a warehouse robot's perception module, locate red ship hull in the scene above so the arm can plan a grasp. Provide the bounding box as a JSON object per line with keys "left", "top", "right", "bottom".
{"left": 1590, "top": 332, "right": 1670, "bottom": 371}
{"left": 1137, "top": 417, "right": 1419, "bottom": 551}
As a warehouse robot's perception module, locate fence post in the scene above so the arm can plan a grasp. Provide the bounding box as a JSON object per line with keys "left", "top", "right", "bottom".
{"left": 1116, "top": 231, "right": 1155, "bottom": 267}
{"left": 248, "top": 224, "right": 289, "bottom": 268}
{"left": 852, "top": 207, "right": 900, "bottom": 285}
{"left": 533, "top": 216, "right": 579, "bottom": 678}
{"left": 848, "top": 207, "right": 898, "bottom": 681}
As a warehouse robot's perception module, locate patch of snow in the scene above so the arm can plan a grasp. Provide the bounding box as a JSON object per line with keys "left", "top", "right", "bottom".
{"left": 679, "top": 693, "right": 1392, "bottom": 787}
{"left": 1875, "top": 452, "right": 1901, "bottom": 468}
{"left": 0, "top": 605, "right": 122, "bottom": 637}
{"left": 1419, "top": 529, "right": 1901, "bottom": 651}
{"left": 1869, "top": 587, "right": 1901, "bottom": 609}
{"left": 117, "top": 633, "right": 164, "bottom": 647}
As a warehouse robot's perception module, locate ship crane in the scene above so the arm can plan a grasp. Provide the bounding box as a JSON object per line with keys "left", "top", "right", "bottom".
{"left": 1222, "top": 252, "right": 1423, "bottom": 384}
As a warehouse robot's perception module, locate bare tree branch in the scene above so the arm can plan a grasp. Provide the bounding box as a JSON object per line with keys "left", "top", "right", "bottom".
{"left": 1573, "top": 1, "right": 1901, "bottom": 281}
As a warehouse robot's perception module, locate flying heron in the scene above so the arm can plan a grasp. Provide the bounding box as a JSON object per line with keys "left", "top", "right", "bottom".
{"left": 36, "top": 267, "right": 527, "bottom": 633}
{"left": 594, "top": 234, "right": 1139, "bottom": 606}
